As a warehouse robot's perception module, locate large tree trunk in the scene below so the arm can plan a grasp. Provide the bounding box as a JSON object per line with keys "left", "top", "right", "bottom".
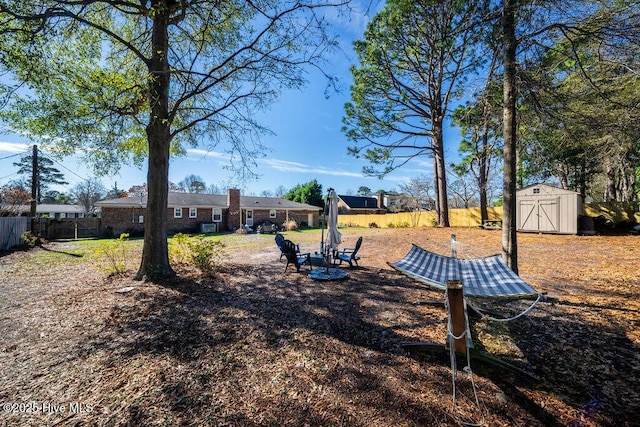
{"left": 433, "top": 120, "right": 450, "bottom": 227}
{"left": 479, "top": 133, "right": 489, "bottom": 223}
{"left": 502, "top": 0, "right": 518, "bottom": 273}
{"left": 605, "top": 162, "right": 616, "bottom": 202}
{"left": 479, "top": 52, "right": 497, "bottom": 224}
{"left": 135, "top": 5, "right": 175, "bottom": 281}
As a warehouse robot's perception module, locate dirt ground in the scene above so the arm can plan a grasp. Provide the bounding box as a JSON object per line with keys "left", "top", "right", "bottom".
{"left": 0, "top": 227, "right": 638, "bottom": 426}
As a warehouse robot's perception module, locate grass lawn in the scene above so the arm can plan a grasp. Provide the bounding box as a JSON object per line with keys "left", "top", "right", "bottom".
{"left": 0, "top": 226, "right": 638, "bottom": 426}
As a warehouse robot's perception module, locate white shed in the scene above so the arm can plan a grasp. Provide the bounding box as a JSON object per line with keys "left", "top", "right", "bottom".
{"left": 516, "top": 184, "right": 584, "bottom": 234}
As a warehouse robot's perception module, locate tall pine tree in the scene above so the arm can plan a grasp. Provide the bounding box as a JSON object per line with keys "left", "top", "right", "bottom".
{"left": 13, "top": 146, "right": 68, "bottom": 203}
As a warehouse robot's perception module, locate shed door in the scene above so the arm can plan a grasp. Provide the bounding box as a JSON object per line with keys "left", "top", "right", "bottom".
{"left": 518, "top": 198, "right": 559, "bottom": 232}
{"left": 537, "top": 199, "right": 559, "bottom": 232}
{"left": 519, "top": 200, "right": 537, "bottom": 231}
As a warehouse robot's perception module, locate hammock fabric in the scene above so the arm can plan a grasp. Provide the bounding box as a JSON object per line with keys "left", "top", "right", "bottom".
{"left": 390, "top": 244, "right": 539, "bottom": 299}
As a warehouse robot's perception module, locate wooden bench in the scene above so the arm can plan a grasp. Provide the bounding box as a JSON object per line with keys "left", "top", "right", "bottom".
{"left": 481, "top": 220, "right": 502, "bottom": 230}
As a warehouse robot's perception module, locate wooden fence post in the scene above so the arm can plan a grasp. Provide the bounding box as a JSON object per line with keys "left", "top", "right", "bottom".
{"left": 446, "top": 279, "right": 466, "bottom": 355}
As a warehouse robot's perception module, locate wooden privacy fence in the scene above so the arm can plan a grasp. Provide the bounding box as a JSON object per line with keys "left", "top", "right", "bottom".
{"left": 339, "top": 207, "right": 503, "bottom": 228}
{"left": 43, "top": 218, "right": 102, "bottom": 240}
{"left": 0, "top": 216, "right": 29, "bottom": 250}
{"left": 338, "top": 203, "right": 639, "bottom": 229}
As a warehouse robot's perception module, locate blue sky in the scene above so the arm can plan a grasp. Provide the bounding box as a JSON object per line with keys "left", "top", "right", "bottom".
{"left": 0, "top": 2, "right": 463, "bottom": 198}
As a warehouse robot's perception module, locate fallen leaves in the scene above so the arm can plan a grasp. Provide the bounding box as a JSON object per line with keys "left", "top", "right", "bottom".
{"left": 0, "top": 227, "right": 637, "bottom": 426}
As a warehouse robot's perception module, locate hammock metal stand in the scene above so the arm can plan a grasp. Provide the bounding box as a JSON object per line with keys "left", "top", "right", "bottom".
{"left": 390, "top": 235, "right": 542, "bottom": 376}
{"left": 391, "top": 235, "right": 542, "bottom": 424}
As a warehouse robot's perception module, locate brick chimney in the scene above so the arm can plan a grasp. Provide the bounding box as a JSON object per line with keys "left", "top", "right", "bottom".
{"left": 377, "top": 192, "right": 385, "bottom": 209}
{"left": 227, "top": 188, "right": 241, "bottom": 230}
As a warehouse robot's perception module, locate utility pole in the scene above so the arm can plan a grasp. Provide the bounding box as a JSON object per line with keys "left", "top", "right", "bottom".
{"left": 30, "top": 144, "right": 38, "bottom": 232}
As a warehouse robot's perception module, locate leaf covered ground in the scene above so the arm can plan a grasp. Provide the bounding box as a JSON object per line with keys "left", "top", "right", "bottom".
{"left": 0, "top": 227, "right": 638, "bottom": 426}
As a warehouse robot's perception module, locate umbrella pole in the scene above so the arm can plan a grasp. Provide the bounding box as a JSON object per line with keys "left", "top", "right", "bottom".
{"left": 321, "top": 192, "right": 327, "bottom": 255}
{"left": 324, "top": 189, "right": 330, "bottom": 272}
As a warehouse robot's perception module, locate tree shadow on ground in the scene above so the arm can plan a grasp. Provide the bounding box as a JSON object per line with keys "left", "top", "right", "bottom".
{"left": 466, "top": 296, "right": 639, "bottom": 426}
{"left": 74, "top": 263, "right": 637, "bottom": 426}
{"left": 77, "top": 264, "right": 462, "bottom": 425}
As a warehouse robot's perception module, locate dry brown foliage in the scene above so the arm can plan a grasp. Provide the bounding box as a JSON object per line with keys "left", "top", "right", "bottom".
{"left": 0, "top": 227, "right": 638, "bottom": 426}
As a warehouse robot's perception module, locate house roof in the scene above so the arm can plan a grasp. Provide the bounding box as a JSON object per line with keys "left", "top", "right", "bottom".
{"left": 338, "top": 195, "right": 381, "bottom": 209}
{"left": 239, "top": 195, "right": 320, "bottom": 210}
{"left": 2, "top": 204, "right": 86, "bottom": 214}
{"left": 95, "top": 192, "right": 322, "bottom": 211}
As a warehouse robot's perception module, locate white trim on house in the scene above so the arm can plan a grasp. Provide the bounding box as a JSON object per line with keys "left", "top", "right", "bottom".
{"left": 212, "top": 208, "right": 222, "bottom": 222}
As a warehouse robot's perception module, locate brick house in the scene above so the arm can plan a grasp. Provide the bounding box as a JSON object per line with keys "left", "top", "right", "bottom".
{"left": 96, "top": 189, "right": 322, "bottom": 235}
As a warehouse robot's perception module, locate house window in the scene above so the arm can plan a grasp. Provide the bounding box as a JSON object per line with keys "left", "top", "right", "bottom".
{"left": 189, "top": 207, "right": 197, "bottom": 218}
{"left": 212, "top": 208, "right": 222, "bottom": 222}
{"left": 269, "top": 209, "right": 276, "bottom": 219}
{"left": 174, "top": 207, "right": 182, "bottom": 218}
{"left": 533, "top": 188, "right": 540, "bottom": 194}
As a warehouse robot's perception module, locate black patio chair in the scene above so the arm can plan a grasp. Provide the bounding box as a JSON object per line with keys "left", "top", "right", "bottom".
{"left": 334, "top": 236, "right": 362, "bottom": 268}
{"left": 275, "top": 232, "right": 300, "bottom": 261}
{"left": 281, "top": 239, "right": 312, "bottom": 273}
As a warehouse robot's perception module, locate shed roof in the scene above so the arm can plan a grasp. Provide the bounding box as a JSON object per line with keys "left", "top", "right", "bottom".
{"left": 517, "top": 183, "right": 583, "bottom": 196}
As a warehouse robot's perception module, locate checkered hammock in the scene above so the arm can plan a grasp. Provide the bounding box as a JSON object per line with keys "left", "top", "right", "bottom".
{"left": 390, "top": 244, "right": 539, "bottom": 299}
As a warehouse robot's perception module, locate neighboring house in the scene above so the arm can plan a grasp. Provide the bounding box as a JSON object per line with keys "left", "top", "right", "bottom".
{"left": 0, "top": 203, "right": 88, "bottom": 218}
{"left": 383, "top": 193, "right": 435, "bottom": 212}
{"left": 95, "top": 188, "right": 322, "bottom": 235}
{"left": 337, "top": 194, "right": 386, "bottom": 215}
{"left": 383, "top": 193, "right": 405, "bottom": 212}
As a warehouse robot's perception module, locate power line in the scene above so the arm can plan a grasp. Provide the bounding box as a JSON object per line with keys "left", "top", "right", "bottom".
{"left": 0, "top": 151, "right": 28, "bottom": 161}
{"left": 0, "top": 171, "right": 19, "bottom": 181}
{"left": 40, "top": 152, "right": 90, "bottom": 184}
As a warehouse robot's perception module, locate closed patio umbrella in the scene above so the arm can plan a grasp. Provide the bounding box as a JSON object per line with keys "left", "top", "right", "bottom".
{"left": 310, "top": 188, "right": 347, "bottom": 281}
{"left": 325, "top": 188, "right": 342, "bottom": 259}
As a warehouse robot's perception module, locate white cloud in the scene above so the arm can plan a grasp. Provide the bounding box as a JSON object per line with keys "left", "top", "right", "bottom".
{"left": 264, "top": 158, "right": 363, "bottom": 178}
{"left": 0, "top": 141, "right": 30, "bottom": 153}
{"left": 185, "top": 148, "right": 228, "bottom": 159}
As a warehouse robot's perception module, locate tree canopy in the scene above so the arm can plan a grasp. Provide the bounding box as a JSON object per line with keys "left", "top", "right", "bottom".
{"left": 517, "top": 4, "right": 640, "bottom": 201}
{"left": 342, "top": 0, "right": 489, "bottom": 227}
{"left": 284, "top": 179, "right": 323, "bottom": 208}
{"left": 178, "top": 175, "right": 207, "bottom": 194}
{"left": 0, "top": 0, "right": 347, "bottom": 279}
{"left": 13, "top": 147, "right": 68, "bottom": 203}
{"left": 70, "top": 177, "right": 105, "bottom": 215}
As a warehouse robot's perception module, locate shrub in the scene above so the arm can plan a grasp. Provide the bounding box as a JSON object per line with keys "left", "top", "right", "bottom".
{"left": 283, "top": 220, "right": 298, "bottom": 231}
{"left": 387, "top": 221, "right": 410, "bottom": 228}
{"left": 188, "top": 236, "right": 226, "bottom": 273}
{"left": 169, "top": 233, "right": 226, "bottom": 274}
{"left": 368, "top": 222, "right": 379, "bottom": 228}
{"left": 93, "top": 233, "right": 131, "bottom": 275}
{"left": 169, "top": 233, "right": 192, "bottom": 266}
{"left": 20, "top": 231, "right": 38, "bottom": 248}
